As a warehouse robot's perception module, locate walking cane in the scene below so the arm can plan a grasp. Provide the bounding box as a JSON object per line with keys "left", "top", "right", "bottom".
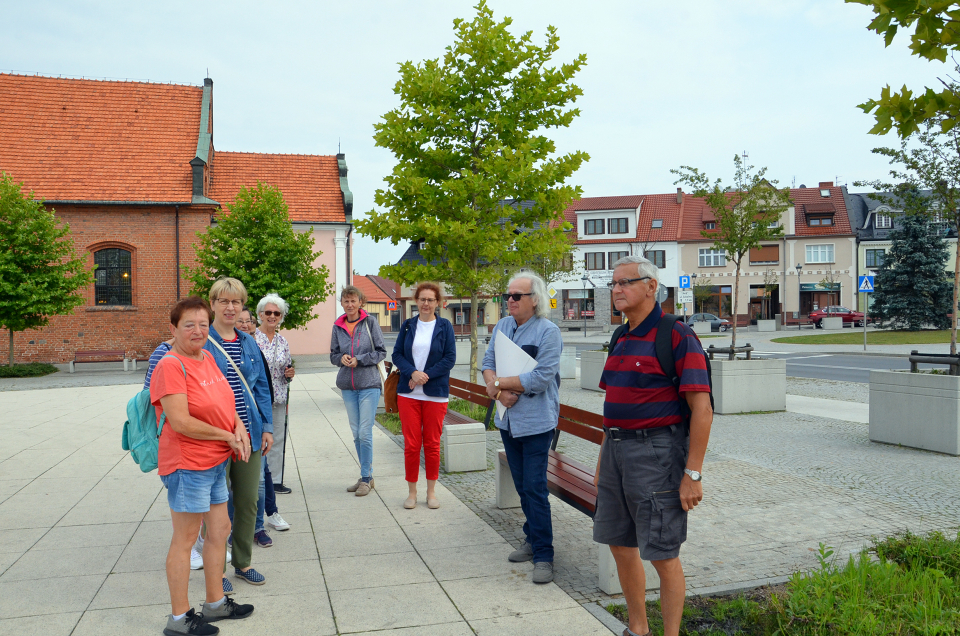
{"left": 280, "top": 400, "right": 289, "bottom": 485}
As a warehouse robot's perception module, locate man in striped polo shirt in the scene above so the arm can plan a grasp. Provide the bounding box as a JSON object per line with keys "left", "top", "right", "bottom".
{"left": 593, "top": 256, "right": 713, "bottom": 636}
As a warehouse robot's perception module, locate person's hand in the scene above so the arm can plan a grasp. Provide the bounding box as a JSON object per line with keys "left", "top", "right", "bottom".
{"left": 485, "top": 380, "right": 500, "bottom": 400}
{"left": 229, "top": 425, "right": 251, "bottom": 462}
{"left": 498, "top": 391, "right": 520, "bottom": 409}
{"left": 409, "top": 379, "right": 417, "bottom": 390}
{"left": 411, "top": 370, "right": 429, "bottom": 385}
{"left": 262, "top": 432, "right": 274, "bottom": 455}
{"left": 284, "top": 366, "right": 295, "bottom": 378}
{"left": 341, "top": 354, "right": 356, "bottom": 367}
{"left": 679, "top": 475, "right": 703, "bottom": 511}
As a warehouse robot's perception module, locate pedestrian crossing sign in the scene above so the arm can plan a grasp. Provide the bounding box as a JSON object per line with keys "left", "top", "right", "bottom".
{"left": 858, "top": 275, "right": 875, "bottom": 293}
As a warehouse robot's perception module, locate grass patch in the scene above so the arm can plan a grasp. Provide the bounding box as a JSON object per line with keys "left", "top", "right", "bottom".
{"left": 605, "top": 532, "right": 960, "bottom": 635}
{"left": 771, "top": 330, "right": 951, "bottom": 345}
{"left": 0, "top": 362, "right": 58, "bottom": 378}
{"left": 375, "top": 396, "right": 495, "bottom": 436}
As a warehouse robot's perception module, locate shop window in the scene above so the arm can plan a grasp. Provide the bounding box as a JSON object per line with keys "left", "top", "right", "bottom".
{"left": 562, "top": 289, "right": 595, "bottom": 320}
{"left": 94, "top": 248, "right": 132, "bottom": 305}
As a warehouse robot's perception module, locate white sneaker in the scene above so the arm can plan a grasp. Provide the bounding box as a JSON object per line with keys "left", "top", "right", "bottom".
{"left": 266, "top": 512, "right": 291, "bottom": 531}
{"left": 190, "top": 547, "right": 203, "bottom": 570}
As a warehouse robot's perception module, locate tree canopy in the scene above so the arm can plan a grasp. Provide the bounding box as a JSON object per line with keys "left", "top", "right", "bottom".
{"left": 355, "top": 1, "right": 588, "bottom": 377}
{"left": 0, "top": 172, "right": 94, "bottom": 365}
{"left": 672, "top": 155, "right": 790, "bottom": 347}
{"left": 185, "top": 182, "right": 332, "bottom": 329}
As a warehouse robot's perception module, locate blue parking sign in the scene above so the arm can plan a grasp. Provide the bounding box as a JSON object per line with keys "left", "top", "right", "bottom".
{"left": 679, "top": 275, "right": 691, "bottom": 289}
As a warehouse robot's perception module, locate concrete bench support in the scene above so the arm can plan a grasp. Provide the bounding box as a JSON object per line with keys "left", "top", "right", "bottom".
{"left": 599, "top": 544, "right": 661, "bottom": 594}
{"left": 441, "top": 422, "right": 486, "bottom": 472}
{"left": 496, "top": 450, "right": 521, "bottom": 508}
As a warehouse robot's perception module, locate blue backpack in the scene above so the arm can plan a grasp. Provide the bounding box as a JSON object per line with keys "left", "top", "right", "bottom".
{"left": 122, "top": 355, "right": 185, "bottom": 472}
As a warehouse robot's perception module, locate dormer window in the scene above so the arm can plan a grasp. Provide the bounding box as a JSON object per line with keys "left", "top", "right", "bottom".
{"left": 808, "top": 216, "right": 833, "bottom": 226}
{"left": 651, "top": 219, "right": 663, "bottom": 229}
{"left": 704, "top": 221, "right": 716, "bottom": 230}
{"left": 608, "top": 218, "right": 628, "bottom": 234}
{"left": 820, "top": 189, "right": 830, "bottom": 197}
{"left": 585, "top": 219, "right": 605, "bottom": 235}
{"left": 419, "top": 241, "right": 426, "bottom": 250}
{"left": 875, "top": 214, "right": 891, "bottom": 229}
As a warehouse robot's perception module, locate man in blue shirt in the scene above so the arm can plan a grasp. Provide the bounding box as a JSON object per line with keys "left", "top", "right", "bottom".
{"left": 481, "top": 272, "right": 562, "bottom": 584}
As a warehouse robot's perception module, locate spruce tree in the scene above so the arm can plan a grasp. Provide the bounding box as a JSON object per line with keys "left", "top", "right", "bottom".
{"left": 870, "top": 199, "right": 952, "bottom": 331}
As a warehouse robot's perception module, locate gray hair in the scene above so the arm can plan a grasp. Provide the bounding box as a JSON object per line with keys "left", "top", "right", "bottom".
{"left": 612, "top": 255, "right": 659, "bottom": 285}
{"left": 508, "top": 271, "right": 549, "bottom": 319}
{"left": 257, "top": 293, "right": 290, "bottom": 326}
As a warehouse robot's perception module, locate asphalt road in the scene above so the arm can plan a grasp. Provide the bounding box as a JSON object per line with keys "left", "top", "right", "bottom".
{"left": 751, "top": 352, "right": 912, "bottom": 383}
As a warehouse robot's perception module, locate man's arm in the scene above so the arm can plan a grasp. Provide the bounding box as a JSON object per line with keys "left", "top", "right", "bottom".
{"left": 679, "top": 391, "right": 712, "bottom": 511}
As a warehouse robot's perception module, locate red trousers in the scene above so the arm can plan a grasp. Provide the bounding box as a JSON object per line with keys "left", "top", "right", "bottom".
{"left": 398, "top": 396, "right": 447, "bottom": 482}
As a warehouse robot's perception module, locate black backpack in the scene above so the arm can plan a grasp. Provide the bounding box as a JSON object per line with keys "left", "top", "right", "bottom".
{"left": 606, "top": 313, "right": 714, "bottom": 421}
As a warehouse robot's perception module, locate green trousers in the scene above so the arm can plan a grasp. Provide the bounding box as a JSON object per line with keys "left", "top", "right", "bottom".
{"left": 226, "top": 450, "right": 261, "bottom": 570}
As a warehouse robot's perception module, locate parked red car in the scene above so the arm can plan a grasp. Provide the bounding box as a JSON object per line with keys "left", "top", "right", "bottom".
{"left": 808, "top": 306, "right": 868, "bottom": 328}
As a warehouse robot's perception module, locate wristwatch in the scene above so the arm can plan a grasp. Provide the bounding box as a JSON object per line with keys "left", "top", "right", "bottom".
{"left": 493, "top": 377, "right": 500, "bottom": 388}
{"left": 684, "top": 468, "right": 702, "bottom": 482}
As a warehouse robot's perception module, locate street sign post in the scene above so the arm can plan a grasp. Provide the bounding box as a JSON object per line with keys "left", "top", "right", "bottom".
{"left": 679, "top": 275, "right": 691, "bottom": 289}
{"left": 859, "top": 275, "right": 875, "bottom": 351}
{"left": 677, "top": 289, "right": 693, "bottom": 304}
{"left": 547, "top": 286, "right": 558, "bottom": 299}
{"left": 549, "top": 298, "right": 557, "bottom": 309}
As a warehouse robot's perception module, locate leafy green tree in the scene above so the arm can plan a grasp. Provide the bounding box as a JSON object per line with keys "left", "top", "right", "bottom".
{"left": 870, "top": 207, "right": 952, "bottom": 331}
{"left": 356, "top": 1, "right": 588, "bottom": 380}
{"left": 850, "top": 0, "right": 960, "bottom": 136}
{"left": 693, "top": 276, "right": 714, "bottom": 314}
{"left": 0, "top": 172, "right": 94, "bottom": 365}
{"left": 672, "top": 155, "right": 790, "bottom": 348}
{"left": 185, "top": 182, "right": 332, "bottom": 329}
{"left": 856, "top": 114, "right": 960, "bottom": 352}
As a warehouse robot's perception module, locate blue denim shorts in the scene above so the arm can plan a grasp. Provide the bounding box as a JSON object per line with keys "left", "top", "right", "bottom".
{"left": 160, "top": 460, "right": 229, "bottom": 513}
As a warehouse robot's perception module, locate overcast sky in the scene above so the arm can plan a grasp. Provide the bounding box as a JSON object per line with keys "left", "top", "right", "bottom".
{"left": 3, "top": 1, "right": 949, "bottom": 274}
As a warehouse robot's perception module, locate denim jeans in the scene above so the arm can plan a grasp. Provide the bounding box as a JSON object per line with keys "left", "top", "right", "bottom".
{"left": 500, "top": 428, "right": 555, "bottom": 563}
{"left": 342, "top": 387, "right": 380, "bottom": 479}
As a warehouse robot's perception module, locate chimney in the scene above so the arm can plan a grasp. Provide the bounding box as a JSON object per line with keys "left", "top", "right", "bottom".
{"left": 818, "top": 181, "right": 833, "bottom": 188}
{"left": 676, "top": 187, "right": 682, "bottom": 204}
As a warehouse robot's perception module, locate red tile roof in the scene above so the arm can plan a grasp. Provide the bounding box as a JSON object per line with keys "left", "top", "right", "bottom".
{"left": 0, "top": 73, "right": 202, "bottom": 202}
{"left": 366, "top": 275, "right": 399, "bottom": 300}
{"left": 559, "top": 194, "right": 683, "bottom": 243}
{"left": 209, "top": 152, "right": 345, "bottom": 223}
{"left": 354, "top": 275, "right": 393, "bottom": 303}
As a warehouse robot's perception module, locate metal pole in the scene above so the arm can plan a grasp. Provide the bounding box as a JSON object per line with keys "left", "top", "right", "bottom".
{"left": 863, "top": 292, "right": 868, "bottom": 352}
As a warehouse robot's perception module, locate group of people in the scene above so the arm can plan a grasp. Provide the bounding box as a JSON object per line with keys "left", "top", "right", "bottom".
{"left": 150, "top": 259, "right": 713, "bottom": 636}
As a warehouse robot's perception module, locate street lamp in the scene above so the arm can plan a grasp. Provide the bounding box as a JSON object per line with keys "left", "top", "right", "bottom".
{"left": 580, "top": 275, "right": 589, "bottom": 334}
{"left": 796, "top": 263, "right": 802, "bottom": 330}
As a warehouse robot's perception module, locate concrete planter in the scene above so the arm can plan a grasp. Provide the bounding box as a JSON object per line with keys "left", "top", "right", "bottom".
{"left": 559, "top": 348, "right": 577, "bottom": 379}
{"left": 691, "top": 321, "right": 712, "bottom": 336}
{"left": 580, "top": 350, "right": 607, "bottom": 392}
{"left": 454, "top": 341, "right": 486, "bottom": 367}
{"left": 869, "top": 370, "right": 960, "bottom": 456}
{"left": 822, "top": 317, "right": 843, "bottom": 330}
{"left": 441, "top": 422, "right": 487, "bottom": 472}
{"left": 757, "top": 319, "right": 777, "bottom": 332}
{"left": 712, "top": 358, "right": 786, "bottom": 414}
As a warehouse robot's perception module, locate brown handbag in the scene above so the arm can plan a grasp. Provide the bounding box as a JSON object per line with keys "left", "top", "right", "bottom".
{"left": 383, "top": 367, "right": 400, "bottom": 413}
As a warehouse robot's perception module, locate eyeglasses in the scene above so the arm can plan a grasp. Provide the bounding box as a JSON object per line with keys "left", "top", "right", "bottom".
{"left": 236, "top": 319, "right": 254, "bottom": 325}
{"left": 215, "top": 298, "right": 243, "bottom": 308}
{"left": 606, "top": 277, "right": 651, "bottom": 289}
{"left": 502, "top": 292, "right": 534, "bottom": 302}
{"left": 261, "top": 311, "right": 283, "bottom": 317}
{"left": 417, "top": 298, "right": 438, "bottom": 304}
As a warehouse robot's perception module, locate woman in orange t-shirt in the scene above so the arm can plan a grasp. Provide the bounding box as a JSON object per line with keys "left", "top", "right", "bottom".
{"left": 150, "top": 296, "right": 254, "bottom": 632}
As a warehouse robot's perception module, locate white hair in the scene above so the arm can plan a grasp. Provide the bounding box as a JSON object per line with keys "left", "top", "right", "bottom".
{"left": 508, "top": 271, "right": 550, "bottom": 319}
{"left": 612, "top": 255, "right": 659, "bottom": 285}
{"left": 257, "top": 293, "right": 290, "bottom": 326}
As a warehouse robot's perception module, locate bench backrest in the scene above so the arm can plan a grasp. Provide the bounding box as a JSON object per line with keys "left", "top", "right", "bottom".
{"left": 556, "top": 403, "right": 604, "bottom": 446}
{"left": 448, "top": 377, "right": 495, "bottom": 428}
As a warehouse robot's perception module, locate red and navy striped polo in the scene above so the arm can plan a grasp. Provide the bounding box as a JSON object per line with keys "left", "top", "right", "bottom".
{"left": 599, "top": 305, "right": 710, "bottom": 430}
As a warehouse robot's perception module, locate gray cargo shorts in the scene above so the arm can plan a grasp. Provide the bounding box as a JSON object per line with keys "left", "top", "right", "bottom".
{"left": 592, "top": 424, "right": 689, "bottom": 561}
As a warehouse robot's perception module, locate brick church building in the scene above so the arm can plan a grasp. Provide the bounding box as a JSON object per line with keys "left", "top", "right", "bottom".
{"left": 0, "top": 73, "right": 353, "bottom": 363}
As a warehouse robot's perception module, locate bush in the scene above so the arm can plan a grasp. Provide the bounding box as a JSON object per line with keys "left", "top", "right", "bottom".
{"left": 0, "top": 362, "right": 58, "bottom": 378}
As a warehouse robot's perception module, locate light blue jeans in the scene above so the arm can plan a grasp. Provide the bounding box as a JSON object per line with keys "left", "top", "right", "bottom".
{"left": 342, "top": 388, "right": 380, "bottom": 479}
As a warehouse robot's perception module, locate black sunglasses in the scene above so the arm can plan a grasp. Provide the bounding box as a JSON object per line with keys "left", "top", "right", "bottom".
{"left": 261, "top": 310, "right": 283, "bottom": 317}
{"left": 502, "top": 292, "right": 534, "bottom": 302}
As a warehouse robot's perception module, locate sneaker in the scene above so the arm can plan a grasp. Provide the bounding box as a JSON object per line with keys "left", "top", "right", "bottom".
{"left": 222, "top": 577, "right": 235, "bottom": 596}
{"left": 190, "top": 547, "right": 203, "bottom": 570}
{"left": 532, "top": 561, "right": 554, "bottom": 584}
{"left": 200, "top": 596, "right": 255, "bottom": 622}
{"left": 265, "top": 512, "right": 290, "bottom": 531}
{"left": 254, "top": 530, "right": 273, "bottom": 548}
{"left": 508, "top": 540, "right": 534, "bottom": 563}
{"left": 163, "top": 608, "right": 219, "bottom": 636}
{"left": 355, "top": 480, "right": 373, "bottom": 497}
{"left": 273, "top": 483, "right": 292, "bottom": 494}
{"left": 227, "top": 535, "right": 232, "bottom": 549}
{"left": 235, "top": 567, "right": 266, "bottom": 585}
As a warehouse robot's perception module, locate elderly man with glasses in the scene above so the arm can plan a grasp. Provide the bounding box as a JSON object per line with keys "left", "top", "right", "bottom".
{"left": 594, "top": 256, "right": 712, "bottom": 636}
{"left": 481, "top": 271, "right": 562, "bottom": 584}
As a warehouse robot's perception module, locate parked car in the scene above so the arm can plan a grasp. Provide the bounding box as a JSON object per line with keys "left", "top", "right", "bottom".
{"left": 685, "top": 313, "right": 731, "bottom": 332}
{"left": 808, "top": 306, "right": 867, "bottom": 328}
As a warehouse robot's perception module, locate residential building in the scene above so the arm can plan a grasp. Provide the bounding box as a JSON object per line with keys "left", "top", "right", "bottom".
{"left": 0, "top": 73, "right": 352, "bottom": 363}
{"left": 353, "top": 275, "right": 402, "bottom": 332}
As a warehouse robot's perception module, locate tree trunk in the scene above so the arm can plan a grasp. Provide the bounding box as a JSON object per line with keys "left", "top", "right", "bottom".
{"left": 7, "top": 329, "right": 12, "bottom": 367}
{"left": 952, "top": 247, "right": 960, "bottom": 356}
{"left": 469, "top": 292, "right": 479, "bottom": 383}
{"left": 731, "top": 263, "right": 741, "bottom": 349}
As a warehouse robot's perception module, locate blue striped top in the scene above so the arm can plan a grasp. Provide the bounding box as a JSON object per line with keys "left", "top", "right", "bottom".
{"left": 220, "top": 335, "right": 250, "bottom": 427}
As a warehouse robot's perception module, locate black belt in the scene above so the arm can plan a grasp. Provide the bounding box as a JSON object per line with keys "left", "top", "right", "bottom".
{"left": 604, "top": 425, "right": 676, "bottom": 440}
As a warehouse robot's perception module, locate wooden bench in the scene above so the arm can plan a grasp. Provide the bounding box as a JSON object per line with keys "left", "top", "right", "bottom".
{"left": 69, "top": 349, "right": 129, "bottom": 373}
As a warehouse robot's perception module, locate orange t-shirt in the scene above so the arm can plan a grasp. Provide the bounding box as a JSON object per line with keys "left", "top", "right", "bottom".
{"left": 150, "top": 351, "right": 236, "bottom": 476}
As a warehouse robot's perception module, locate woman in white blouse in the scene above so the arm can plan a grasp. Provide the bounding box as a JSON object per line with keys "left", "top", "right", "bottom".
{"left": 391, "top": 282, "right": 456, "bottom": 509}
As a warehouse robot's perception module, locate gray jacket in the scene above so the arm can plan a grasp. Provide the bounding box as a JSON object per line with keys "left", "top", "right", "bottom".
{"left": 329, "top": 310, "right": 387, "bottom": 391}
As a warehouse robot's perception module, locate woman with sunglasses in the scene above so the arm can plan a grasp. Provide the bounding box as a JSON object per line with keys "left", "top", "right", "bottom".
{"left": 391, "top": 282, "right": 456, "bottom": 509}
